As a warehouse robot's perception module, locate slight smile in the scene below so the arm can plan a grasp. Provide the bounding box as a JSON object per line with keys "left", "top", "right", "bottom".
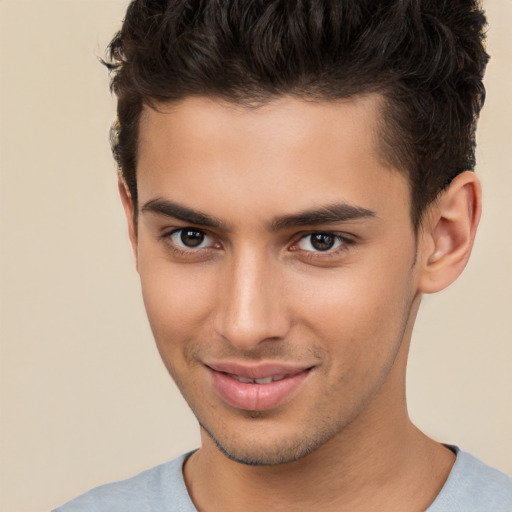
{"left": 205, "top": 362, "right": 314, "bottom": 412}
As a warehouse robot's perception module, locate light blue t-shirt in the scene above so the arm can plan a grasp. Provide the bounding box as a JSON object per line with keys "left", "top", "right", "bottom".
{"left": 53, "top": 447, "right": 512, "bottom": 511}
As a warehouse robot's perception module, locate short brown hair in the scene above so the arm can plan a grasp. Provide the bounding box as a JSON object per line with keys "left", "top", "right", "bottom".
{"left": 104, "top": 0, "right": 489, "bottom": 228}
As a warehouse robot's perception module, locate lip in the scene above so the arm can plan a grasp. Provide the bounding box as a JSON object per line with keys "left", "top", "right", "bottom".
{"left": 205, "top": 362, "right": 313, "bottom": 411}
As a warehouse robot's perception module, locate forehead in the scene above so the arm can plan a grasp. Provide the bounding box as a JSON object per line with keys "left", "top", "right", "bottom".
{"left": 136, "top": 95, "right": 410, "bottom": 225}
{"left": 138, "top": 94, "right": 384, "bottom": 165}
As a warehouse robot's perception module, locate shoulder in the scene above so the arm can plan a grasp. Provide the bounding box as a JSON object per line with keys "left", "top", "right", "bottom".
{"left": 428, "top": 447, "right": 512, "bottom": 512}
{"left": 52, "top": 452, "right": 196, "bottom": 512}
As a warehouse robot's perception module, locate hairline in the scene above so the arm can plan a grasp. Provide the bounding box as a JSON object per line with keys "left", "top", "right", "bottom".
{"left": 127, "top": 89, "right": 424, "bottom": 231}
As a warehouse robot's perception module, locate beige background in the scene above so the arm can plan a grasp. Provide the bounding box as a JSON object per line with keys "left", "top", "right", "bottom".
{"left": 0, "top": 1, "right": 510, "bottom": 511}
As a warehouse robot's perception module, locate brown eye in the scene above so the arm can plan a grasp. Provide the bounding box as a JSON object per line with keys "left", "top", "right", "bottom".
{"left": 180, "top": 229, "right": 205, "bottom": 247}
{"left": 310, "top": 234, "right": 335, "bottom": 251}
{"left": 297, "top": 233, "right": 345, "bottom": 252}
{"left": 169, "top": 229, "right": 212, "bottom": 249}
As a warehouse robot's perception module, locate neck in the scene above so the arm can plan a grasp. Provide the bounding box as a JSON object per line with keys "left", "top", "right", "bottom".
{"left": 184, "top": 394, "right": 454, "bottom": 512}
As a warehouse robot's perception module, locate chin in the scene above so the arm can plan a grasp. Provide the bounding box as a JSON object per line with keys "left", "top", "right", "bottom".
{"left": 200, "top": 419, "right": 336, "bottom": 466}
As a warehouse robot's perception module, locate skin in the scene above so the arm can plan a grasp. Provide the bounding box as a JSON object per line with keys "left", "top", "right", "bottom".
{"left": 120, "top": 94, "right": 481, "bottom": 511}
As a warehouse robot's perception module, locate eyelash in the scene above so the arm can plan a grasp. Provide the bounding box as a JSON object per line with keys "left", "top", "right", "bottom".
{"left": 161, "top": 228, "right": 218, "bottom": 257}
{"left": 160, "top": 228, "right": 354, "bottom": 260}
{"left": 291, "top": 233, "right": 354, "bottom": 261}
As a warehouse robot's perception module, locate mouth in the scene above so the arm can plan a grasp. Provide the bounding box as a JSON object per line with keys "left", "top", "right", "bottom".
{"left": 205, "top": 362, "right": 313, "bottom": 412}
{"left": 228, "top": 374, "right": 288, "bottom": 384}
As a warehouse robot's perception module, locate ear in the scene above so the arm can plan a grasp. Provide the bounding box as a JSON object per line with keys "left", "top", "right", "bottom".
{"left": 417, "top": 171, "right": 482, "bottom": 294}
{"left": 118, "top": 178, "right": 139, "bottom": 270}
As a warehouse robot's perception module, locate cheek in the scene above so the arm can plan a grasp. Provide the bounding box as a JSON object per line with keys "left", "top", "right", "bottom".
{"left": 297, "top": 267, "right": 410, "bottom": 328}
{"left": 294, "top": 251, "right": 415, "bottom": 361}
{"left": 137, "top": 251, "right": 217, "bottom": 350}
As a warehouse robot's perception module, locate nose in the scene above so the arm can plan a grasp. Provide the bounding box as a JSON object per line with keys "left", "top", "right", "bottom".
{"left": 213, "top": 248, "right": 291, "bottom": 351}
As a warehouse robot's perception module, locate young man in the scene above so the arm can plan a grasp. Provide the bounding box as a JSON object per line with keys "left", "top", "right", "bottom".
{"left": 55, "top": 1, "right": 512, "bottom": 510}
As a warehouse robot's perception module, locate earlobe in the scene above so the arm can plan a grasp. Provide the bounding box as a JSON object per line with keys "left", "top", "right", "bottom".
{"left": 418, "top": 171, "right": 481, "bottom": 294}
{"left": 118, "top": 178, "right": 139, "bottom": 269}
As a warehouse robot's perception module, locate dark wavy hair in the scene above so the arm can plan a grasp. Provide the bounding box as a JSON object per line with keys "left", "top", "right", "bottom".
{"left": 104, "top": 0, "right": 489, "bottom": 228}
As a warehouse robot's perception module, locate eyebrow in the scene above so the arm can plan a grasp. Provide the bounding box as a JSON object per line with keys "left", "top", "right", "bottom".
{"left": 141, "top": 198, "right": 376, "bottom": 230}
{"left": 141, "top": 198, "right": 225, "bottom": 229}
{"left": 270, "top": 203, "right": 376, "bottom": 230}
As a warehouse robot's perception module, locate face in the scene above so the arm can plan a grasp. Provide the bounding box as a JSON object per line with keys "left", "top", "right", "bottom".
{"left": 127, "top": 95, "right": 422, "bottom": 466}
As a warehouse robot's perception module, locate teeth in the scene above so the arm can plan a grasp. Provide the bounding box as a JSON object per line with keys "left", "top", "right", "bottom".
{"left": 254, "top": 377, "right": 273, "bottom": 384}
{"left": 231, "top": 374, "right": 287, "bottom": 384}
{"left": 235, "top": 376, "right": 254, "bottom": 383}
